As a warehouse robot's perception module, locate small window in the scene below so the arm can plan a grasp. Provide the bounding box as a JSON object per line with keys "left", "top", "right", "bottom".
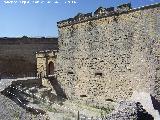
{"left": 105, "top": 99, "right": 114, "bottom": 102}
{"left": 80, "top": 95, "right": 87, "bottom": 97}
{"left": 68, "top": 71, "right": 74, "bottom": 74}
{"left": 95, "top": 72, "right": 102, "bottom": 76}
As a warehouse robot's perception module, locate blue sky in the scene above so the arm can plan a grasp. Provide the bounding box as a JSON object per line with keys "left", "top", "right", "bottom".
{"left": 0, "top": 0, "right": 159, "bottom": 37}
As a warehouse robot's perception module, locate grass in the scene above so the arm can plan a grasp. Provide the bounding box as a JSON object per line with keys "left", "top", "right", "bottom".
{"left": 66, "top": 100, "right": 115, "bottom": 117}
{"left": 13, "top": 112, "right": 19, "bottom": 120}
{"left": 32, "top": 99, "right": 41, "bottom": 104}
{"left": 46, "top": 105, "right": 57, "bottom": 112}
{"left": 101, "top": 106, "right": 114, "bottom": 114}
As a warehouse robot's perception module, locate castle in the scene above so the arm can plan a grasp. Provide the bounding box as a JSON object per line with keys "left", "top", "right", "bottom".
{"left": 38, "top": 3, "right": 160, "bottom": 106}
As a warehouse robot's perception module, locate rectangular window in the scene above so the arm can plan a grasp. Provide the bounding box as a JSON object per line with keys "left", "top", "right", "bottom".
{"left": 68, "top": 71, "right": 74, "bottom": 74}
{"left": 95, "top": 72, "right": 102, "bottom": 76}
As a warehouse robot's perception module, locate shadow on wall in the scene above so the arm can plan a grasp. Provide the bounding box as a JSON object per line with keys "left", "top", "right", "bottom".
{"left": 48, "top": 76, "right": 67, "bottom": 100}
{"left": 0, "top": 56, "right": 36, "bottom": 78}
{"left": 151, "top": 95, "right": 160, "bottom": 114}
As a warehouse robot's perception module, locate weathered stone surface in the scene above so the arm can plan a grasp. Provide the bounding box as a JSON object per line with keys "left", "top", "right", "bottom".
{"left": 55, "top": 3, "right": 160, "bottom": 104}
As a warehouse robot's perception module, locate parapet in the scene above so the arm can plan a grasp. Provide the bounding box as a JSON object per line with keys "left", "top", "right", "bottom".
{"left": 57, "top": 12, "right": 92, "bottom": 28}
{"left": 57, "top": 2, "right": 160, "bottom": 28}
{"left": 57, "top": 3, "right": 131, "bottom": 28}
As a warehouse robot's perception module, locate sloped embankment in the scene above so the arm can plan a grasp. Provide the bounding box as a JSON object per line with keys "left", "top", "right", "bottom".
{"left": 0, "top": 78, "right": 49, "bottom": 119}
{"left": 0, "top": 78, "right": 77, "bottom": 120}
{"left": 0, "top": 93, "right": 48, "bottom": 120}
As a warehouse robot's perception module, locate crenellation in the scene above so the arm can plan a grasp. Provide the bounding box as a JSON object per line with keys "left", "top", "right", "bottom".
{"left": 74, "top": 12, "right": 92, "bottom": 21}
{"left": 117, "top": 3, "right": 132, "bottom": 13}
{"left": 57, "top": 3, "right": 160, "bottom": 28}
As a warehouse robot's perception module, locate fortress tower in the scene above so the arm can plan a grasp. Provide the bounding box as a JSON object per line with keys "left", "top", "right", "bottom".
{"left": 55, "top": 3, "right": 160, "bottom": 104}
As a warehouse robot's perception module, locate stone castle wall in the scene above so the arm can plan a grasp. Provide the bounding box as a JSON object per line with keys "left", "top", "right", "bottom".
{"left": 0, "top": 37, "right": 58, "bottom": 77}
{"left": 55, "top": 3, "right": 160, "bottom": 103}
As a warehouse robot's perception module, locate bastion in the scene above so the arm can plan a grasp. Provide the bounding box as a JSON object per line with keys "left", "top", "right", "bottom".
{"left": 55, "top": 3, "right": 160, "bottom": 104}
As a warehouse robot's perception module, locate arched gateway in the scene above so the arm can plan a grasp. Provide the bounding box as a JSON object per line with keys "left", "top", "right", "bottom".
{"left": 36, "top": 50, "right": 57, "bottom": 78}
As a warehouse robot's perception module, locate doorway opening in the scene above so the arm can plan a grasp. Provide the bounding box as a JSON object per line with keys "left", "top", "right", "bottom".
{"left": 48, "top": 62, "right": 54, "bottom": 75}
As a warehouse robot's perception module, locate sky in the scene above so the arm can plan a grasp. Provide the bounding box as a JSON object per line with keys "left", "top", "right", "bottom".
{"left": 0, "top": 0, "right": 159, "bottom": 37}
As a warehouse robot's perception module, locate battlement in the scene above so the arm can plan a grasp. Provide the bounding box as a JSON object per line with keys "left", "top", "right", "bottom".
{"left": 57, "top": 3, "right": 160, "bottom": 28}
